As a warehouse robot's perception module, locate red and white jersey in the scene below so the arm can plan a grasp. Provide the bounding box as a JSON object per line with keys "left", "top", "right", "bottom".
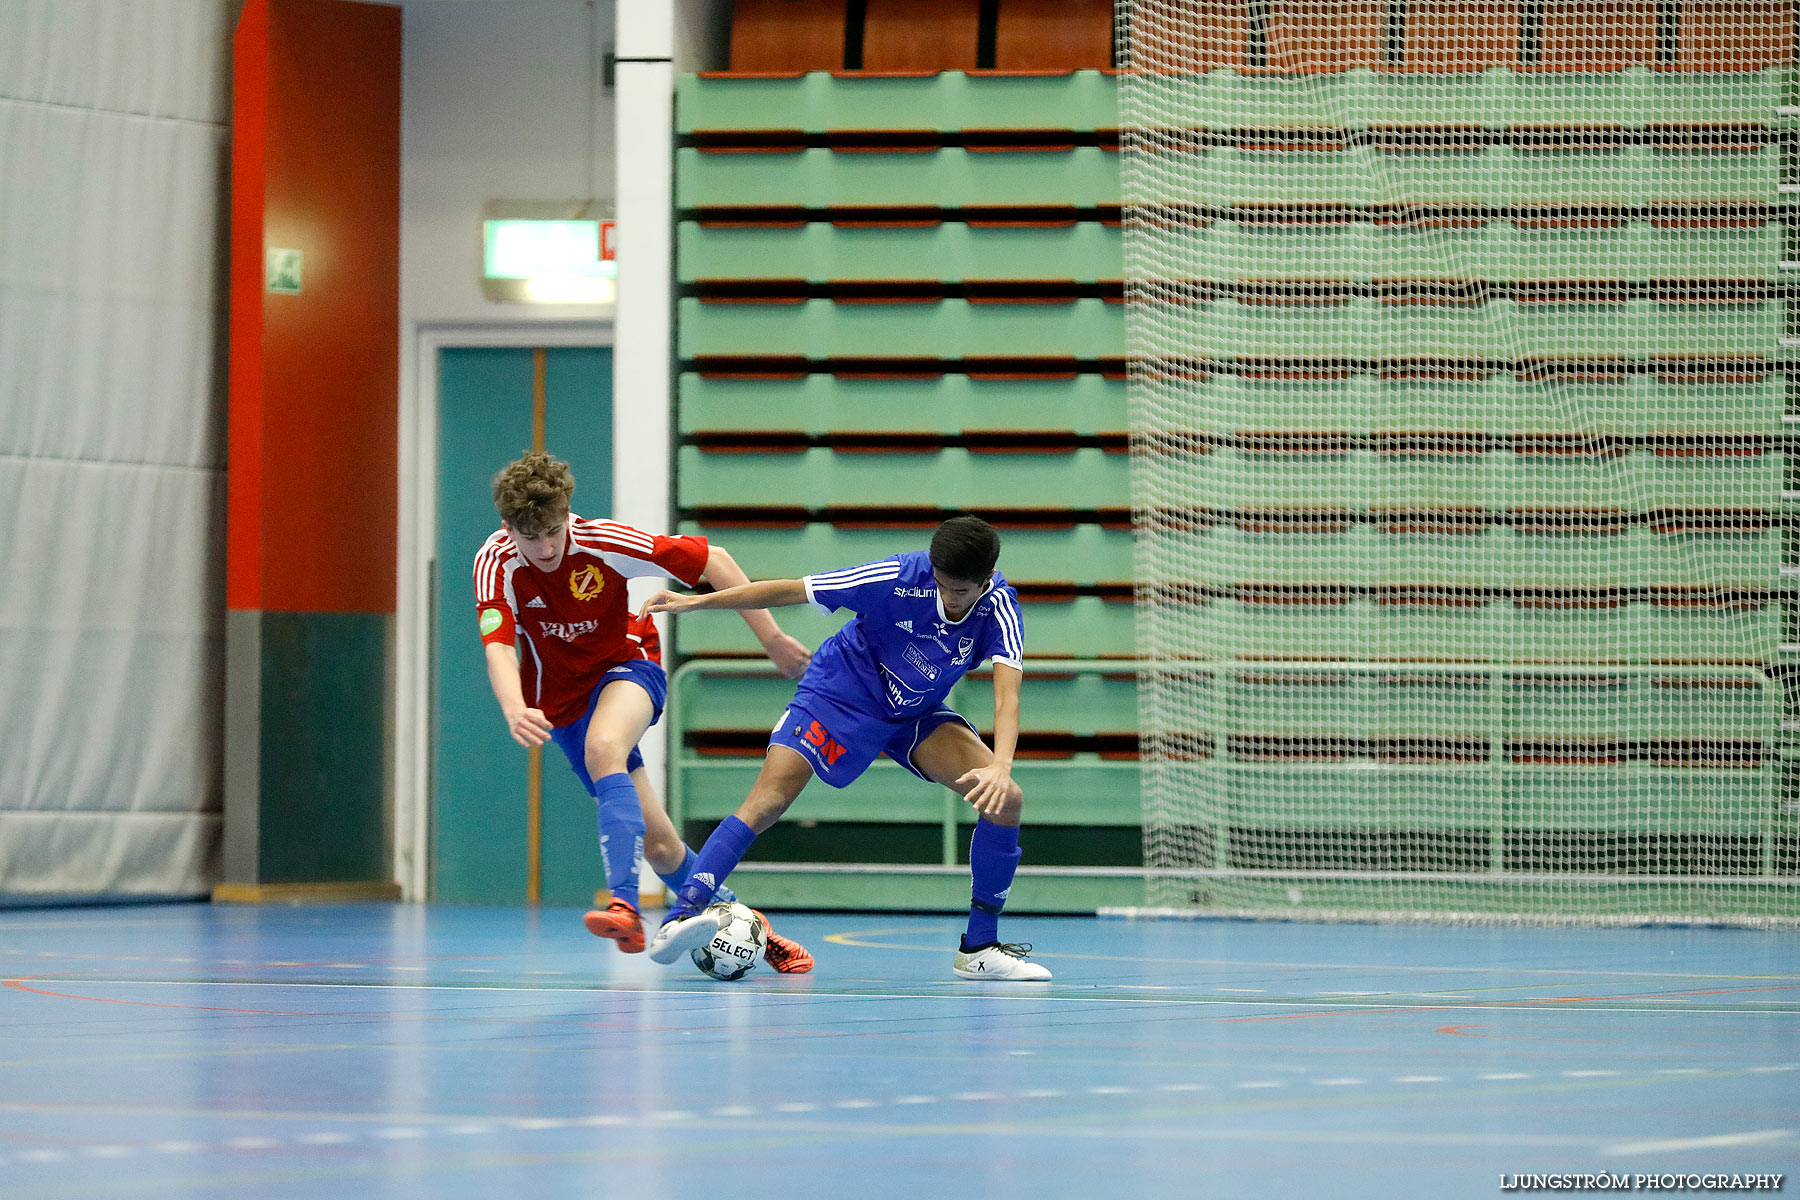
{"left": 474, "top": 515, "right": 706, "bottom": 726}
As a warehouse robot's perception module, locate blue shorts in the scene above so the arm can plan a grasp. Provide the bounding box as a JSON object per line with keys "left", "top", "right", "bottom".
{"left": 548, "top": 659, "right": 668, "bottom": 791}
{"left": 768, "top": 685, "right": 978, "bottom": 789}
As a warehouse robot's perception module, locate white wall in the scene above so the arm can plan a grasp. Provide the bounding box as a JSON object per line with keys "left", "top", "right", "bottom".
{"left": 400, "top": 0, "right": 617, "bottom": 328}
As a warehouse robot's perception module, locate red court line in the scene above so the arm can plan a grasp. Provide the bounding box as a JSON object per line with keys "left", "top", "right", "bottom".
{"left": 4, "top": 975, "right": 330, "bottom": 1017}
{"left": 1225, "top": 983, "right": 1800, "bottom": 1023}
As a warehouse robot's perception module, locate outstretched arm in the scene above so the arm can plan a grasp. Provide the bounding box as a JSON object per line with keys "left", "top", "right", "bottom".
{"left": 677, "top": 547, "right": 811, "bottom": 678}
{"left": 642, "top": 576, "right": 809, "bottom": 616}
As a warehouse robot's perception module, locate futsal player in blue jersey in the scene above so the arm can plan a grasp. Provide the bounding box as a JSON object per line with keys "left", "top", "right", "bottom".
{"left": 639, "top": 516, "right": 1050, "bottom": 980}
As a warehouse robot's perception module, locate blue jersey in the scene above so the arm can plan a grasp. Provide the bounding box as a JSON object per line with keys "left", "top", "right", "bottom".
{"left": 801, "top": 551, "right": 1025, "bottom": 720}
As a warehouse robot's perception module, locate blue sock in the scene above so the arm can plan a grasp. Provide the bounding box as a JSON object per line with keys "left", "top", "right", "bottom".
{"left": 594, "top": 772, "right": 644, "bottom": 911}
{"left": 656, "top": 846, "right": 736, "bottom": 905}
{"left": 965, "top": 818, "right": 1022, "bottom": 949}
{"left": 670, "top": 816, "right": 757, "bottom": 918}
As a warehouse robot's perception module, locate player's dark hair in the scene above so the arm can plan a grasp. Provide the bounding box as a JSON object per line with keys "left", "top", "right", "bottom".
{"left": 492, "top": 450, "right": 575, "bottom": 536}
{"left": 929, "top": 515, "right": 1000, "bottom": 582}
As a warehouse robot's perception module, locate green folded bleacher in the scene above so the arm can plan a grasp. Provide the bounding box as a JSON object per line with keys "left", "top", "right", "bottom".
{"left": 1191, "top": 66, "right": 1790, "bottom": 129}
{"left": 1165, "top": 524, "right": 1784, "bottom": 590}
{"left": 1131, "top": 297, "right": 1782, "bottom": 361}
{"left": 677, "top": 445, "right": 1129, "bottom": 510}
{"left": 677, "top": 296, "right": 1126, "bottom": 360}
{"left": 677, "top": 145, "right": 1120, "bottom": 209}
{"left": 1126, "top": 144, "right": 1785, "bottom": 209}
{"left": 679, "top": 221, "right": 1123, "bottom": 284}
{"left": 678, "top": 70, "right": 1120, "bottom": 135}
{"left": 1170, "top": 373, "right": 1786, "bottom": 436}
{"left": 681, "top": 521, "right": 1134, "bottom": 587}
{"left": 1160, "top": 446, "right": 1782, "bottom": 510}
{"left": 679, "top": 374, "right": 1127, "bottom": 437}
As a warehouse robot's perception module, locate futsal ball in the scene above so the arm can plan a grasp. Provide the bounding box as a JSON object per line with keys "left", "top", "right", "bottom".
{"left": 690, "top": 901, "right": 766, "bottom": 981}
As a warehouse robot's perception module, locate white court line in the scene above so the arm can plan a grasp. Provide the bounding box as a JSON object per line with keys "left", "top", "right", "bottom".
{"left": 11, "top": 975, "right": 1792, "bottom": 1016}
{"left": 3, "top": 1081, "right": 1781, "bottom": 1168}
{"left": 1606, "top": 1129, "right": 1796, "bottom": 1156}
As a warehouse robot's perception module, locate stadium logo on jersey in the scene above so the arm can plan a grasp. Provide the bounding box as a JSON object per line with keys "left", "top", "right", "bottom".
{"left": 526, "top": 596, "right": 547, "bottom": 608}
{"left": 478, "top": 607, "right": 504, "bottom": 636}
{"left": 893, "top": 586, "right": 935, "bottom": 598}
{"left": 569, "top": 565, "right": 606, "bottom": 601}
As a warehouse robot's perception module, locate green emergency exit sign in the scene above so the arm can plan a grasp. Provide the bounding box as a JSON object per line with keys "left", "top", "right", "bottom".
{"left": 266, "top": 248, "right": 303, "bottom": 295}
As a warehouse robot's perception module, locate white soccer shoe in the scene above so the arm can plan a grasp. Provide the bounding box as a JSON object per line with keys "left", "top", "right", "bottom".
{"left": 952, "top": 942, "right": 1052, "bottom": 981}
{"left": 647, "top": 907, "right": 726, "bottom": 964}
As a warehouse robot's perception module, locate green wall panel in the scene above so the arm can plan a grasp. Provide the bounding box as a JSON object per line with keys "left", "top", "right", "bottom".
{"left": 257, "top": 611, "right": 387, "bottom": 884}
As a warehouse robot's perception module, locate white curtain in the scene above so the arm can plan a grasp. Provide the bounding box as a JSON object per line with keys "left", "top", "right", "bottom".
{"left": 0, "top": 0, "right": 232, "bottom": 895}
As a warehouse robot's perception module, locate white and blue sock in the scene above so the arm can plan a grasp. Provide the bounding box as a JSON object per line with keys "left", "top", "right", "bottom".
{"left": 963, "top": 818, "right": 1021, "bottom": 950}
{"left": 594, "top": 772, "right": 645, "bottom": 911}
{"left": 669, "top": 815, "right": 757, "bottom": 918}
{"left": 657, "top": 846, "right": 736, "bottom": 906}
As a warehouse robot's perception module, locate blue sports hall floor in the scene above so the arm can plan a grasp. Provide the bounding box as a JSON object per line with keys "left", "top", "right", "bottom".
{"left": 0, "top": 902, "right": 1793, "bottom": 1199}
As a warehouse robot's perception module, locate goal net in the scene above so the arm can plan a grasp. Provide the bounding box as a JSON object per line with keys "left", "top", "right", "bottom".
{"left": 1118, "top": 1, "right": 1800, "bottom": 923}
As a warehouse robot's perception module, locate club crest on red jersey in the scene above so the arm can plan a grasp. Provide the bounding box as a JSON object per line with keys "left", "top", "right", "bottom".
{"left": 569, "top": 565, "right": 605, "bottom": 601}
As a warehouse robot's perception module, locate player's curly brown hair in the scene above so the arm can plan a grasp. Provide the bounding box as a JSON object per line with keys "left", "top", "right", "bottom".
{"left": 492, "top": 451, "right": 575, "bottom": 536}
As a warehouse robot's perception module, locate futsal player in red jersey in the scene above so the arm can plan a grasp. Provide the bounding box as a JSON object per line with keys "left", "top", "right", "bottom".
{"left": 474, "top": 451, "right": 813, "bottom": 969}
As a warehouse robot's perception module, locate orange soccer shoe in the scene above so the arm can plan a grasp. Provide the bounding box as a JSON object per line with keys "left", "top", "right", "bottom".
{"left": 583, "top": 899, "right": 645, "bottom": 954}
{"left": 755, "top": 910, "right": 814, "bottom": 974}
